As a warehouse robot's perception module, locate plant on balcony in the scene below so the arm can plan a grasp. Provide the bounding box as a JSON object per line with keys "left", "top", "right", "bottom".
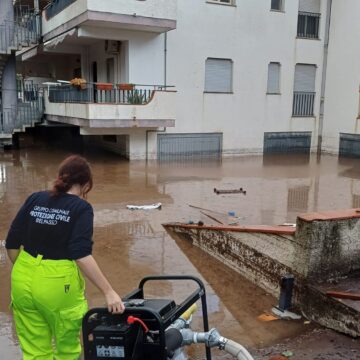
{"left": 96, "top": 83, "right": 113, "bottom": 91}
{"left": 117, "top": 83, "right": 135, "bottom": 91}
{"left": 127, "top": 90, "right": 146, "bottom": 105}
{"left": 70, "top": 78, "right": 87, "bottom": 90}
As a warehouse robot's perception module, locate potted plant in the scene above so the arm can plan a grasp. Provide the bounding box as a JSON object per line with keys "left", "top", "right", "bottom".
{"left": 117, "top": 83, "right": 135, "bottom": 91}
{"left": 70, "top": 78, "right": 87, "bottom": 90}
{"left": 95, "top": 83, "right": 113, "bottom": 91}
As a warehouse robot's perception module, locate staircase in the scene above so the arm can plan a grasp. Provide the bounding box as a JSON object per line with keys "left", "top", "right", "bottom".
{"left": 0, "top": 6, "right": 42, "bottom": 146}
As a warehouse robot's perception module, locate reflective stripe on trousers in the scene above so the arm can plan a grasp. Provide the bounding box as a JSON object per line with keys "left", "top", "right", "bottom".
{"left": 11, "top": 250, "right": 88, "bottom": 360}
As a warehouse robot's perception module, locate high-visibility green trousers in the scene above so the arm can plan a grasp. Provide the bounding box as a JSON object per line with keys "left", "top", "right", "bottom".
{"left": 11, "top": 250, "right": 88, "bottom": 360}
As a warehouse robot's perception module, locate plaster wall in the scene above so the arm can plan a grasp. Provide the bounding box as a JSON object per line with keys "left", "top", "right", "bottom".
{"left": 321, "top": 0, "right": 360, "bottom": 154}
{"left": 42, "top": 0, "right": 177, "bottom": 36}
{"left": 166, "top": 0, "right": 326, "bottom": 155}
{"left": 78, "top": 26, "right": 164, "bottom": 86}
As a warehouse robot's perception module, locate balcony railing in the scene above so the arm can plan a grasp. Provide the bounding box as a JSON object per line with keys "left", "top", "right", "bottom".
{"left": 44, "top": 0, "right": 77, "bottom": 20}
{"left": 1, "top": 85, "right": 44, "bottom": 134}
{"left": 292, "top": 91, "right": 315, "bottom": 117}
{"left": 0, "top": 14, "right": 40, "bottom": 53}
{"left": 48, "top": 83, "right": 173, "bottom": 105}
{"left": 297, "top": 11, "right": 320, "bottom": 39}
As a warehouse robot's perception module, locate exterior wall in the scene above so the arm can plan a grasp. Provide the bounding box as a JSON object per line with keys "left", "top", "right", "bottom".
{"left": 42, "top": 0, "right": 177, "bottom": 36}
{"left": 78, "top": 26, "right": 165, "bottom": 86}
{"left": 322, "top": 0, "right": 360, "bottom": 155}
{"left": 166, "top": 0, "right": 326, "bottom": 156}
{"left": 44, "top": 90, "right": 176, "bottom": 126}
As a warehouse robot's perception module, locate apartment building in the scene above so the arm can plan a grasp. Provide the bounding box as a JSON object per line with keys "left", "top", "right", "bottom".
{"left": 0, "top": 0, "right": 359, "bottom": 160}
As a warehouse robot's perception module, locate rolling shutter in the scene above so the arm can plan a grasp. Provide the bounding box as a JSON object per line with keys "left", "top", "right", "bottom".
{"left": 294, "top": 64, "right": 316, "bottom": 92}
{"left": 205, "top": 58, "right": 232, "bottom": 93}
{"left": 267, "top": 62, "right": 280, "bottom": 93}
{"left": 299, "top": 0, "right": 320, "bottom": 13}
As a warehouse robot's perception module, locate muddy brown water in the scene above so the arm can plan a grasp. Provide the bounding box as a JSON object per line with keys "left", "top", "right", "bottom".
{"left": 1, "top": 149, "right": 360, "bottom": 359}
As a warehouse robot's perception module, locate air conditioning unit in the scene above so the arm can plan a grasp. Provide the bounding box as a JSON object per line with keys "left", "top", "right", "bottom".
{"left": 105, "top": 40, "right": 121, "bottom": 54}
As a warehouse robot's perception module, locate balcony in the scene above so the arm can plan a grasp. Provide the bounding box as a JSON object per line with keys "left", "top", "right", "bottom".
{"left": 297, "top": 11, "right": 320, "bottom": 39}
{"left": 42, "top": 0, "right": 177, "bottom": 40}
{"left": 292, "top": 91, "right": 315, "bottom": 117}
{"left": 44, "top": 83, "right": 176, "bottom": 129}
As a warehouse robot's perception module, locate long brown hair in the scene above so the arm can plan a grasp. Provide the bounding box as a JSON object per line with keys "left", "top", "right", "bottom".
{"left": 51, "top": 155, "right": 93, "bottom": 197}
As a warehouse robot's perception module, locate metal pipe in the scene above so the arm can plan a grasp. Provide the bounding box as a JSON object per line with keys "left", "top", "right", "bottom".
{"left": 317, "top": 0, "right": 332, "bottom": 158}
{"left": 179, "top": 328, "right": 254, "bottom": 360}
{"left": 164, "top": 32, "right": 167, "bottom": 87}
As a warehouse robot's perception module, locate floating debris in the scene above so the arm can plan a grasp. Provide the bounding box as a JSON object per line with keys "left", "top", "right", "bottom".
{"left": 257, "top": 313, "right": 279, "bottom": 322}
{"left": 214, "top": 187, "right": 247, "bottom": 195}
{"left": 326, "top": 291, "right": 360, "bottom": 301}
{"left": 126, "top": 203, "right": 162, "bottom": 210}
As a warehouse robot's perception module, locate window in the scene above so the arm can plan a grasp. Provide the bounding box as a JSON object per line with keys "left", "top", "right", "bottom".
{"left": 208, "top": 0, "right": 235, "bottom": 5}
{"left": 297, "top": 0, "right": 320, "bottom": 38}
{"left": 271, "top": 0, "right": 283, "bottom": 11}
{"left": 205, "top": 58, "right": 233, "bottom": 93}
{"left": 293, "top": 64, "right": 316, "bottom": 116}
{"left": 267, "top": 62, "right": 281, "bottom": 94}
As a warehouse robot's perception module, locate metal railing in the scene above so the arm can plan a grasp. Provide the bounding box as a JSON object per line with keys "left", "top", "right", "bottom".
{"left": 297, "top": 11, "right": 320, "bottom": 39}
{"left": 47, "top": 83, "right": 171, "bottom": 105}
{"left": 1, "top": 85, "right": 44, "bottom": 134}
{"left": 292, "top": 91, "right": 315, "bottom": 116}
{"left": 0, "top": 13, "right": 40, "bottom": 53}
{"left": 44, "top": 0, "right": 77, "bottom": 20}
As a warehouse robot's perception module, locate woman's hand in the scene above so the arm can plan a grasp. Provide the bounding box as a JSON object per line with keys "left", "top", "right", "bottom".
{"left": 76, "top": 255, "right": 125, "bottom": 314}
{"left": 105, "top": 289, "right": 125, "bottom": 314}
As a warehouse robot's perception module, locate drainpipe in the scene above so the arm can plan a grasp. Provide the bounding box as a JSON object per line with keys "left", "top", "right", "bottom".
{"left": 164, "top": 33, "right": 167, "bottom": 88}
{"left": 34, "top": 0, "right": 40, "bottom": 34}
{"left": 317, "top": 0, "right": 332, "bottom": 159}
{"left": 146, "top": 127, "right": 166, "bottom": 162}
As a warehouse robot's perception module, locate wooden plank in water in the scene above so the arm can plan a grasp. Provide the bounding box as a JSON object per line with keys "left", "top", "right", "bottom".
{"left": 326, "top": 291, "right": 360, "bottom": 301}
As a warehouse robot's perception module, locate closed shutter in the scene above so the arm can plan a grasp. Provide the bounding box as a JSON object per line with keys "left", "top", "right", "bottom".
{"left": 267, "top": 62, "right": 280, "bottom": 93}
{"left": 299, "top": 0, "right": 320, "bottom": 13}
{"left": 294, "top": 64, "right": 316, "bottom": 92}
{"left": 205, "top": 58, "right": 232, "bottom": 93}
{"left": 158, "top": 133, "right": 223, "bottom": 160}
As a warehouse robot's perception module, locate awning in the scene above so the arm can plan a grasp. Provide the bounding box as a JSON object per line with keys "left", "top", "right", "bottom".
{"left": 43, "top": 28, "right": 77, "bottom": 50}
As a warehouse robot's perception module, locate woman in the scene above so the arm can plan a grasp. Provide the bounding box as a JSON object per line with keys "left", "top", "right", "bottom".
{"left": 5, "top": 154, "right": 124, "bottom": 360}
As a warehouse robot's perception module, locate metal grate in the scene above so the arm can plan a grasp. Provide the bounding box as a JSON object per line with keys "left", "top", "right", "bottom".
{"left": 157, "top": 133, "right": 223, "bottom": 160}
{"left": 287, "top": 186, "right": 310, "bottom": 211}
{"left": 339, "top": 133, "right": 360, "bottom": 158}
{"left": 264, "top": 132, "right": 311, "bottom": 154}
{"left": 297, "top": 11, "right": 320, "bottom": 38}
{"left": 292, "top": 91, "right": 315, "bottom": 116}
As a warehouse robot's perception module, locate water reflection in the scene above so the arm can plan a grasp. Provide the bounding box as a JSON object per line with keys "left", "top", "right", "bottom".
{"left": 2, "top": 150, "right": 360, "bottom": 356}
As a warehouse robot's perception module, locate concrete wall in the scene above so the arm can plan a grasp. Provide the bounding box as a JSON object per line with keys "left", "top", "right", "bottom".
{"left": 78, "top": 26, "right": 165, "bottom": 86}
{"left": 44, "top": 90, "right": 176, "bottom": 124}
{"left": 322, "top": 0, "right": 360, "bottom": 154}
{"left": 166, "top": 209, "right": 360, "bottom": 296}
{"left": 42, "top": 0, "right": 177, "bottom": 35}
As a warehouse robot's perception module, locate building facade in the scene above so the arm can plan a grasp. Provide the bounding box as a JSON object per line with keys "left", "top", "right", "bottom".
{"left": 1, "top": 0, "right": 359, "bottom": 160}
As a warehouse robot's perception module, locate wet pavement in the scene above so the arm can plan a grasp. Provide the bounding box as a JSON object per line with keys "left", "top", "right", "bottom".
{"left": 1, "top": 148, "right": 360, "bottom": 359}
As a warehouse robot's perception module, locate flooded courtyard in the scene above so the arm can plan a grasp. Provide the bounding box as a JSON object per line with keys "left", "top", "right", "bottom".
{"left": 1, "top": 148, "right": 360, "bottom": 359}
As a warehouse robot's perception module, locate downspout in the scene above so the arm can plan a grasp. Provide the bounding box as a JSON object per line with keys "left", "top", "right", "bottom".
{"left": 146, "top": 127, "right": 166, "bottom": 162}
{"left": 164, "top": 32, "right": 167, "bottom": 87}
{"left": 317, "top": 0, "right": 332, "bottom": 159}
{"left": 144, "top": 32, "right": 168, "bottom": 161}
